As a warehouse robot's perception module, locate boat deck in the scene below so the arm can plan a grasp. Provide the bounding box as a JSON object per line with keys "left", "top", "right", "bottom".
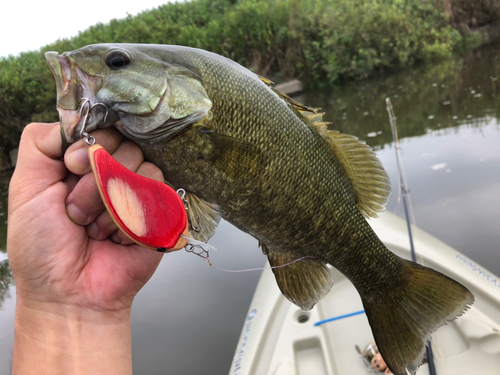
{"left": 229, "top": 212, "right": 500, "bottom": 375}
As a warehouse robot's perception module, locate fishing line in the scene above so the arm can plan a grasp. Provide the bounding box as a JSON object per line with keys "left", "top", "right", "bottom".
{"left": 181, "top": 234, "right": 316, "bottom": 273}
{"left": 208, "top": 256, "right": 317, "bottom": 273}
{"left": 181, "top": 235, "right": 217, "bottom": 266}
{"left": 75, "top": 102, "right": 312, "bottom": 272}
{"left": 78, "top": 103, "right": 317, "bottom": 274}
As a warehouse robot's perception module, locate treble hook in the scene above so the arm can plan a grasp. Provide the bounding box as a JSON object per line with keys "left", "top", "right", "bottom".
{"left": 177, "top": 189, "right": 201, "bottom": 233}
{"left": 78, "top": 98, "right": 110, "bottom": 146}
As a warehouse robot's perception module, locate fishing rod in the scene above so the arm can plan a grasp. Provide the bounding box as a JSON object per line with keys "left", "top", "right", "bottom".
{"left": 386, "top": 98, "right": 437, "bottom": 375}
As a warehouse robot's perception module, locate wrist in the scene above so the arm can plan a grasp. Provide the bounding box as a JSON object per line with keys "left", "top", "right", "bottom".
{"left": 13, "top": 297, "right": 132, "bottom": 375}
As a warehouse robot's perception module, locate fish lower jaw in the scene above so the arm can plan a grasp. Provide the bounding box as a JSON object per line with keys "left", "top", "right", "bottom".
{"left": 58, "top": 97, "right": 112, "bottom": 145}
{"left": 58, "top": 108, "right": 83, "bottom": 144}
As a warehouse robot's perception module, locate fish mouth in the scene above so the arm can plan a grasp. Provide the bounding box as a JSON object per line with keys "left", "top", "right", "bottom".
{"left": 45, "top": 51, "right": 113, "bottom": 149}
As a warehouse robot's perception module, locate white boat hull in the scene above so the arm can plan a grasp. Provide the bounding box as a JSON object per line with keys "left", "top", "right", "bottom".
{"left": 229, "top": 212, "right": 500, "bottom": 375}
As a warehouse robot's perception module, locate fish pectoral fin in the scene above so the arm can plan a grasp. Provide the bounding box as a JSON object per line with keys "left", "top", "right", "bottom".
{"left": 362, "top": 259, "right": 474, "bottom": 375}
{"left": 184, "top": 190, "right": 221, "bottom": 243}
{"left": 200, "top": 129, "right": 265, "bottom": 178}
{"left": 263, "top": 246, "right": 334, "bottom": 311}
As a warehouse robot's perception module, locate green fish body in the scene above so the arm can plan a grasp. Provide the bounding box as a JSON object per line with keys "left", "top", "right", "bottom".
{"left": 46, "top": 44, "right": 473, "bottom": 375}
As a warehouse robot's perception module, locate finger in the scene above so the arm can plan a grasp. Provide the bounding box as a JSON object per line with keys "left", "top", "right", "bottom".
{"left": 86, "top": 162, "right": 165, "bottom": 240}
{"left": 110, "top": 140, "right": 145, "bottom": 172}
{"left": 64, "top": 128, "right": 124, "bottom": 175}
{"left": 28, "top": 122, "right": 63, "bottom": 160}
{"left": 63, "top": 172, "right": 79, "bottom": 192}
{"left": 110, "top": 230, "right": 135, "bottom": 246}
{"left": 13, "top": 123, "right": 64, "bottom": 183}
{"left": 9, "top": 123, "right": 67, "bottom": 212}
{"left": 86, "top": 210, "right": 117, "bottom": 240}
{"left": 135, "top": 161, "right": 165, "bottom": 182}
{"left": 66, "top": 173, "right": 104, "bottom": 225}
{"left": 65, "top": 141, "right": 144, "bottom": 225}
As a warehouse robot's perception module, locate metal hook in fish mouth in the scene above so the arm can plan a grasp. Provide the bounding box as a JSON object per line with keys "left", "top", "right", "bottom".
{"left": 78, "top": 98, "right": 109, "bottom": 146}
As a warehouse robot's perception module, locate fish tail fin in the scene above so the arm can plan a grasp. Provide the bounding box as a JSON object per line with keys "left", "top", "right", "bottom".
{"left": 362, "top": 259, "right": 474, "bottom": 375}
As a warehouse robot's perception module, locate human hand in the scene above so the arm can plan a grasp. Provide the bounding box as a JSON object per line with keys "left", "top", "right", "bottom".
{"left": 8, "top": 123, "right": 165, "bottom": 374}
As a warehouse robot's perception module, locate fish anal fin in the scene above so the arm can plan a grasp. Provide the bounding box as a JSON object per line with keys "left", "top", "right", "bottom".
{"left": 263, "top": 246, "right": 334, "bottom": 311}
{"left": 321, "top": 130, "right": 391, "bottom": 218}
{"left": 363, "top": 259, "right": 474, "bottom": 375}
{"left": 184, "top": 191, "right": 221, "bottom": 243}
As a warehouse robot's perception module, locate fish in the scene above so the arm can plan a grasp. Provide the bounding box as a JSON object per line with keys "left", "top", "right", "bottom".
{"left": 45, "top": 44, "right": 474, "bottom": 375}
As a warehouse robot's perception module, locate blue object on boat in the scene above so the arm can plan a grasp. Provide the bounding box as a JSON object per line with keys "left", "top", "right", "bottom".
{"left": 314, "top": 310, "right": 365, "bottom": 326}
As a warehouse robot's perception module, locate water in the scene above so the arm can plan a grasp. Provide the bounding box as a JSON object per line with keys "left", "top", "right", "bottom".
{"left": 299, "top": 40, "right": 500, "bottom": 278}
{"left": 0, "top": 41, "right": 500, "bottom": 374}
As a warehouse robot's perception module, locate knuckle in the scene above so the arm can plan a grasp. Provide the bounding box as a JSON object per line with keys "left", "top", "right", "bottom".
{"left": 95, "top": 127, "right": 123, "bottom": 150}
{"left": 138, "top": 162, "right": 164, "bottom": 182}
{"left": 119, "top": 140, "right": 142, "bottom": 155}
{"left": 20, "top": 123, "right": 39, "bottom": 141}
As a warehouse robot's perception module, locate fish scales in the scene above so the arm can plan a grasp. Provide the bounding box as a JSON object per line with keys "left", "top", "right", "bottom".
{"left": 46, "top": 44, "right": 474, "bottom": 375}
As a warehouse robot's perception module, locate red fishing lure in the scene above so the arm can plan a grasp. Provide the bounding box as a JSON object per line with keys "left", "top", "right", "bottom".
{"left": 88, "top": 144, "right": 188, "bottom": 252}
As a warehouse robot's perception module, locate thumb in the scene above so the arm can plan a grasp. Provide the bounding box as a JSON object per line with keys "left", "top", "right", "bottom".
{"left": 9, "top": 123, "right": 67, "bottom": 209}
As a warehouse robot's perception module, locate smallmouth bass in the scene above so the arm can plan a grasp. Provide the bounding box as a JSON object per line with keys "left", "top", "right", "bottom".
{"left": 45, "top": 44, "right": 473, "bottom": 375}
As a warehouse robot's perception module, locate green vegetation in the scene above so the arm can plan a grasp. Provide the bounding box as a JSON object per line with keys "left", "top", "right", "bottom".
{"left": 0, "top": 260, "right": 13, "bottom": 309}
{"left": 304, "top": 39, "right": 500, "bottom": 150}
{"left": 0, "top": 0, "right": 499, "bottom": 156}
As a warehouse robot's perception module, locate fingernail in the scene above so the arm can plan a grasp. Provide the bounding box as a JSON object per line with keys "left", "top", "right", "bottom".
{"left": 87, "top": 222, "right": 100, "bottom": 239}
{"left": 66, "top": 147, "right": 90, "bottom": 175}
{"left": 66, "top": 203, "right": 90, "bottom": 225}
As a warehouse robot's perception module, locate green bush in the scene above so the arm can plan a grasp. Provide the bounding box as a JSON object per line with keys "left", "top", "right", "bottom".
{"left": 294, "top": 0, "right": 462, "bottom": 86}
{"left": 0, "top": 0, "right": 496, "bottom": 155}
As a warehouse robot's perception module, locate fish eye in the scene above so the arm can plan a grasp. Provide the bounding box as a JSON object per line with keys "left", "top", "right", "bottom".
{"left": 105, "top": 51, "right": 131, "bottom": 70}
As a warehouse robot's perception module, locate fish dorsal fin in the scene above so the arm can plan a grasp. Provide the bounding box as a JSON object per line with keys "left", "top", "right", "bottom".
{"left": 257, "top": 76, "right": 274, "bottom": 86}
{"left": 258, "top": 76, "right": 390, "bottom": 217}
{"left": 258, "top": 76, "right": 319, "bottom": 117}
{"left": 184, "top": 191, "right": 221, "bottom": 243}
{"left": 318, "top": 130, "right": 391, "bottom": 218}
{"left": 261, "top": 243, "right": 334, "bottom": 311}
